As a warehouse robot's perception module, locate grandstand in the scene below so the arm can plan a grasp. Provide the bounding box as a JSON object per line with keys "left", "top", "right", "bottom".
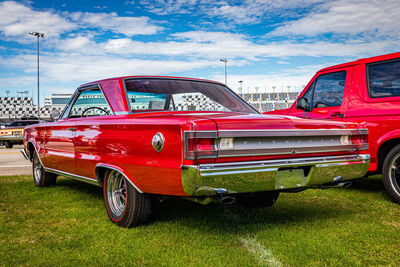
{"left": 0, "top": 91, "right": 300, "bottom": 122}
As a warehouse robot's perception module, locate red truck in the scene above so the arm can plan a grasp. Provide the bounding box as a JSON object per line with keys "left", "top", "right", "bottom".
{"left": 267, "top": 52, "right": 400, "bottom": 203}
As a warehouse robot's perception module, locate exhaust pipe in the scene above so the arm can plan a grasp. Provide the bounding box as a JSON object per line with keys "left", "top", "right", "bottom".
{"left": 220, "top": 195, "right": 236, "bottom": 205}
{"left": 318, "top": 181, "right": 352, "bottom": 189}
{"left": 214, "top": 188, "right": 236, "bottom": 204}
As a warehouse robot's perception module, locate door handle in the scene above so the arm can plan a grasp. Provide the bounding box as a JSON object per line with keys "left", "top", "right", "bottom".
{"left": 67, "top": 128, "right": 76, "bottom": 132}
{"left": 331, "top": 112, "right": 345, "bottom": 118}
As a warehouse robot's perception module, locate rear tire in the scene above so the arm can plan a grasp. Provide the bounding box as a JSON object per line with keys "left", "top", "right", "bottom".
{"left": 32, "top": 152, "right": 57, "bottom": 187}
{"left": 103, "top": 170, "right": 151, "bottom": 227}
{"left": 5, "top": 141, "right": 13, "bottom": 148}
{"left": 237, "top": 191, "right": 280, "bottom": 207}
{"left": 382, "top": 145, "right": 400, "bottom": 203}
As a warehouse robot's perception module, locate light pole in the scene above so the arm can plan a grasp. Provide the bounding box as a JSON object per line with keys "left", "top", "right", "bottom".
{"left": 238, "top": 80, "right": 243, "bottom": 95}
{"left": 29, "top": 32, "right": 44, "bottom": 119}
{"left": 220, "top": 58, "right": 227, "bottom": 85}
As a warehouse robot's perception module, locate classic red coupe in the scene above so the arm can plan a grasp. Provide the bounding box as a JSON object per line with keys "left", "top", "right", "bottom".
{"left": 22, "top": 76, "right": 370, "bottom": 227}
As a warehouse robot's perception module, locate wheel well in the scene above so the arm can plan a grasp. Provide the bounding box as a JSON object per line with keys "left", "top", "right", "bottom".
{"left": 95, "top": 167, "right": 108, "bottom": 187}
{"left": 27, "top": 142, "right": 35, "bottom": 161}
{"left": 377, "top": 138, "right": 400, "bottom": 173}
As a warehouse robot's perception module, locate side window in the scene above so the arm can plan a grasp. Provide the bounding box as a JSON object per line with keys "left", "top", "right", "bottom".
{"left": 312, "top": 71, "right": 346, "bottom": 108}
{"left": 68, "top": 88, "right": 112, "bottom": 118}
{"left": 301, "top": 81, "right": 315, "bottom": 106}
{"left": 368, "top": 59, "right": 400, "bottom": 98}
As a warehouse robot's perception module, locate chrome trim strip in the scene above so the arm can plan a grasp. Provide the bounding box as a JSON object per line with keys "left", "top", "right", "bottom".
{"left": 191, "top": 154, "right": 370, "bottom": 170}
{"left": 218, "top": 128, "right": 368, "bottom": 137}
{"left": 183, "top": 129, "right": 368, "bottom": 159}
{"left": 44, "top": 167, "right": 100, "bottom": 186}
{"left": 20, "top": 149, "right": 29, "bottom": 160}
{"left": 96, "top": 164, "right": 143, "bottom": 193}
{"left": 217, "top": 144, "right": 368, "bottom": 158}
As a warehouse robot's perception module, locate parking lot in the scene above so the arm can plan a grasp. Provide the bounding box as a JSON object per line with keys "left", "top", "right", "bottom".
{"left": 0, "top": 145, "right": 31, "bottom": 176}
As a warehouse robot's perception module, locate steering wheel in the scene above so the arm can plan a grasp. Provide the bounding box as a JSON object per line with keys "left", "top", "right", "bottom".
{"left": 81, "top": 107, "right": 110, "bottom": 117}
{"left": 315, "top": 94, "right": 342, "bottom": 108}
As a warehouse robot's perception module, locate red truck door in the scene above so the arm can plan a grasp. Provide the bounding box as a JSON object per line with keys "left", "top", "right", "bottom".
{"left": 292, "top": 68, "right": 352, "bottom": 120}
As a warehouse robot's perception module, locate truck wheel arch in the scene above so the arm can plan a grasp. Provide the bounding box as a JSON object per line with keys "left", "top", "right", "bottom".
{"left": 377, "top": 137, "right": 400, "bottom": 172}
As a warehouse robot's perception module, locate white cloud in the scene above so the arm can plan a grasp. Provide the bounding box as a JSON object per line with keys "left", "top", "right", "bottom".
{"left": 0, "top": 1, "right": 75, "bottom": 41}
{"left": 0, "top": 1, "right": 162, "bottom": 44}
{"left": 271, "top": 0, "right": 400, "bottom": 38}
{"left": 102, "top": 31, "right": 394, "bottom": 60}
{"left": 70, "top": 12, "right": 163, "bottom": 36}
{"left": 141, "top": 0, "right": 323, "bottom": 24}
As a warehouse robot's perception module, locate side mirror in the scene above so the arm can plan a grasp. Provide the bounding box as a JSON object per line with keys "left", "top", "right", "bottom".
{"left": 50, "top": 109, "right": 61, "bottom": 121}
{"left": 296, "top": 97, "right": 310, "bottom": 111}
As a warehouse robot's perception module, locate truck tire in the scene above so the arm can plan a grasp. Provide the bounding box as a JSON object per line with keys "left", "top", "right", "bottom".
{"left": 32, "top": 152, "right": 57, "bottom": 187}
{"left": 103, "top": 170, "right": 151, "bottom": 227}
{"left": 5, "top": 141, "right": 13, "bottom": 148}
{"left": 382, "top": 144, "right": 400, "bottom": 204}
{"left": 237, "top": 191, "right": 280, "bottom": 207}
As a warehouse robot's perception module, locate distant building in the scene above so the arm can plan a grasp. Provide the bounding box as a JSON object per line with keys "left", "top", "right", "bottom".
{"left": 44, "top": 93, "right": 73, "bottom": 107}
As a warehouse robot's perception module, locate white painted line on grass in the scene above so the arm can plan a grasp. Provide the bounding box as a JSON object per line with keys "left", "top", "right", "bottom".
{"left": 0, "top": 165, "right": 31, "bottom": 168}
{"left": 240, "top": 236, "right": 282, "bottom": 267}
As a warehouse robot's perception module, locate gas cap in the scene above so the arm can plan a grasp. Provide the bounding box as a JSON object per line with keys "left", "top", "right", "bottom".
{"left": 152, "top": 132, "right": 165, "bottom": 152}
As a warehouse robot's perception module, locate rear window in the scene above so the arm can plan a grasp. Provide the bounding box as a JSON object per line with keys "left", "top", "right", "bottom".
{"left": 368, "top": 59, "right": 400, "bottom": 98}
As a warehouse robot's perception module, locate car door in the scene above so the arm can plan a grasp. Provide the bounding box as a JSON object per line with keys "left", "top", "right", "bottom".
{"left": 44, "top": 93, "right": 79, "bottom": 174}
{"left": 291, "top": 69, "right": 352, "bottom": 120}
{"left": 71, "top": 85, "right": 114, "bottom": 179}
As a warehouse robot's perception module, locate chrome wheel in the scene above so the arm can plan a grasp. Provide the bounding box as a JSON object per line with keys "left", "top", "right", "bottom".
{"left": 389, "top": 154, "right": 400, "bottom": 195}
{"left": 33, "top": 154, "right": 42, "bottom": 184}
{"left": 106, "top": 171, "right": 127, "bottom": 217}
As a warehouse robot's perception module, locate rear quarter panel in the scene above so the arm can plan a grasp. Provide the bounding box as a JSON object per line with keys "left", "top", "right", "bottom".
{"left": 73, "top": 115, "right": 191, "bottom": 196}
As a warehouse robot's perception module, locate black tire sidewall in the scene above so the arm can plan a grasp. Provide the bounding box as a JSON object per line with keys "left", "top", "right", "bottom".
{"left": 382, "top": 144, "right": 400, "bottom": 203}
{"left": 103, "top": 170, "right": 131, "bottom": 225}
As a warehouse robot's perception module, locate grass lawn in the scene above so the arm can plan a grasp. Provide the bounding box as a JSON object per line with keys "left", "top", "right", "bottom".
{"left": 1, "top": 175, "right": 399, "bottom": 266}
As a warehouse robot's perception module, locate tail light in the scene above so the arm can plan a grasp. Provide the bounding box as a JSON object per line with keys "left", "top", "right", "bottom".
{"left": 184, "top": 131, "right": 218, "bottom": 160}
{"left": 350, "top": 134, "right": 368, "bottom": 150}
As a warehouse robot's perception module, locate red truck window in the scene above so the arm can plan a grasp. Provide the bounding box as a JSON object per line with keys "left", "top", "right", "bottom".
{"left": 368, "top": 59, "right": 400, "bottom": 98}
{"left": 303, "top": 71, "right": 346, "bottom": 109}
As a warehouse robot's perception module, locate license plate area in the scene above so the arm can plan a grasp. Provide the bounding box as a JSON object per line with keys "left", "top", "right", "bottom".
{"left": 275, "top": 168, "right": 307, "bottom": 189}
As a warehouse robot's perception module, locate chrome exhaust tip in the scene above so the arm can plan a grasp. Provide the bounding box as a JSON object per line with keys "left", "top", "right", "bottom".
{"left": 220, "top": 196, "right": 236, "bottom": 205}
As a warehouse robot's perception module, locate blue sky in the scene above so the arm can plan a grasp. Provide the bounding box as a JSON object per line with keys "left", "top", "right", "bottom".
{"left": 0, "top": 0, "right": 399, "bottom": 104}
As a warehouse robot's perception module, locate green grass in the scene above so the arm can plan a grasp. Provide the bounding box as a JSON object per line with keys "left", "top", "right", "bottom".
{"left": 1, "top": 175, "right": 399, "bottom": 266}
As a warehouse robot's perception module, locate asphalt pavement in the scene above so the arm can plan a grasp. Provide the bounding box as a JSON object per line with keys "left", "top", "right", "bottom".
{"left": 0, "top": 145, "right": 32, "bottom": 176}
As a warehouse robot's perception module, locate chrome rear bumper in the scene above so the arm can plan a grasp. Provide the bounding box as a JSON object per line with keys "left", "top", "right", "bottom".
{"left": 181, "top": 154, "right": 370, "bottom": 196}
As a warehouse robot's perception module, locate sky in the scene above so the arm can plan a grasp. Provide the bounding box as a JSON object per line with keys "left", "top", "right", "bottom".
{"left": 0, "top": 0, "right": 399, "bottom": 104}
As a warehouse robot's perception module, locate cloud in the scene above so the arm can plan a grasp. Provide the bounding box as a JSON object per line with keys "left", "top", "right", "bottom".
{"left": 0, "top": 1, "right": 162, "bottom": 44}
{"left": 69, "top": 12, "right": 163, "bottom": 36}
{"left": 0, "top": 1, "right": 75, "bottom": 41}
{"left": 141, "top": 0, "right": 323, "bottom": 24}
{"left": 271, "top": 0, "right": 400, "bottom": 38}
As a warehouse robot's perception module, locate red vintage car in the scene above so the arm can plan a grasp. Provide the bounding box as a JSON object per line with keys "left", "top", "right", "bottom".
{"left": 22, "top": 76, "right": 370, "bottom": 227}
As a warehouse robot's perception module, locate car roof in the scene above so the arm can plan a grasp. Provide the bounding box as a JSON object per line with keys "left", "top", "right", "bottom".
{"left": 80, "top": 75, "right": 225, "bottom": 88}
{"left": 318, "top": 51, "right": 400, "bottom": 73}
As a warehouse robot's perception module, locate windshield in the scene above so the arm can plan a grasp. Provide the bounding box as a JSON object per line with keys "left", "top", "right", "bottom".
{"left": 124, "top": 78, "right": 257, "bottom": 114}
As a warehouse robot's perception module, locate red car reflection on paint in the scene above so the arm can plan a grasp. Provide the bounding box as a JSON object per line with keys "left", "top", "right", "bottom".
{"left": 22, "top": 76, "right": 370, "bottom": 227}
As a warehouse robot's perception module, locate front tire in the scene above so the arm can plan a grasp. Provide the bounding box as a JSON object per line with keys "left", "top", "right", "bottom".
{"left": 237, "top": 191, "right": 280, "bottom": 207}
{"left": 32, "top": 152, "right": 57, "bottom": 187}
{"left": 103, "top": 170, "right": 151, "bottom": 227}
{"left": 382, "top": 145, "right": 400, "bottom": 203}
